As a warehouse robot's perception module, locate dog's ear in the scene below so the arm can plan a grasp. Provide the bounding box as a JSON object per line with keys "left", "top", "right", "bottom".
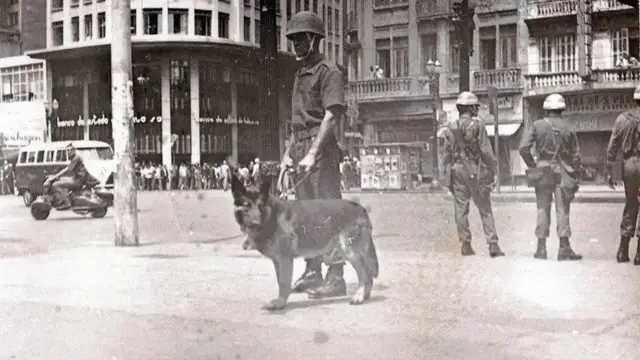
{"left": 231, "top": 174, "right": 245, "bottom": 198}
{"left": 259, "top": 177, "right": 272, "bottom": 200}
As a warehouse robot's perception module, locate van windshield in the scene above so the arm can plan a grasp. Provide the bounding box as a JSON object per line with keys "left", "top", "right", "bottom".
{"left": 76, "top": 147, "right": 114, "bottom": 160}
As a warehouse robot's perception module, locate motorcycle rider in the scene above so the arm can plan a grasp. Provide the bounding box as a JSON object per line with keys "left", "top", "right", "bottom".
{"left": 45, "top": 143, "right": 94, "bottom": 210}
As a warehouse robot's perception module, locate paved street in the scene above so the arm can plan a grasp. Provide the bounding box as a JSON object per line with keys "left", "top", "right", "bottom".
{"left": 0, "top": 190, "right": 639, "bottom": 359}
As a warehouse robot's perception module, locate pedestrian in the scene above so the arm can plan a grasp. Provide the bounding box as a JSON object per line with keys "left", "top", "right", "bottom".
{"left": 441, "top": 91, "right": 505, "bottom": 257}
{"left": 284, "top": 11, "right": 348, "bottom": 299}
{"left": 519, "top": 93, "right": 582, "bottom": 261}
{"left": 605, "top": 84, "right": 640, "bottom": 265}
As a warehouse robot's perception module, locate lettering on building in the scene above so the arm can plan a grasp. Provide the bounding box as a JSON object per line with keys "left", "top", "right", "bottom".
{"left": 196, "top": 116, "right": 260, "bottom": 126}
{"left": 56, "top": 115, "right": 163, "bottom": 127}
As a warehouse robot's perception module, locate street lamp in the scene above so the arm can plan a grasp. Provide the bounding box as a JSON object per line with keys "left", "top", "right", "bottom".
{"left": 425, "top": 60, "right": 442, "bottom": 190}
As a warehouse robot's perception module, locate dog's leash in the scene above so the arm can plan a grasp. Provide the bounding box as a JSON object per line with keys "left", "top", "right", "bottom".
{"left": 278, "top": 166, "right": 315, "bottom": 199}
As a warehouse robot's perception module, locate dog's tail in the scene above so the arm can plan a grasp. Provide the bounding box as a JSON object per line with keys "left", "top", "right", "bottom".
{"left": 363, "top": 225, "right": 379, "bottom": 279}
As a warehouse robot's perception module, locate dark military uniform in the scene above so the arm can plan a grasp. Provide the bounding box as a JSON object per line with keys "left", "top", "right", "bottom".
{"left": 519, "top": 115, "right": 581, "bottom": 245}
{"left": 289, "top": 51, "right": 346, "bottom": 293}
{"left": 605, "top": 108, "right": 640, "bottom": 264}
{"left": 442, "top": 114, "right": 500, "bottom": 247}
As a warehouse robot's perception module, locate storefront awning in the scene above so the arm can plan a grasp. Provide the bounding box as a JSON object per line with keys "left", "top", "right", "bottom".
{"left": 484, "top": 123, "right": 522, "bottom": 137}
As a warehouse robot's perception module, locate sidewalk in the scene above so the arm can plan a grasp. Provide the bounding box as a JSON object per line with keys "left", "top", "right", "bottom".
{"left": 1, "top": 242, "right": 639, "bottom": 359}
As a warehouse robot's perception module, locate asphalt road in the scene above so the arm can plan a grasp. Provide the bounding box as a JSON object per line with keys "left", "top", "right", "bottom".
{"left": 0, "top": 191, "right": 639, "bottom": 359}
{"left": 0, "top": 190, "right": 631, "bottom": 259}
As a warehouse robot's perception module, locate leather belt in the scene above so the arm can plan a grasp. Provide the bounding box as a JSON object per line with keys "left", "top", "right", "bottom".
{"left": 293, "top": 126, "right": 320, "bottom": 141}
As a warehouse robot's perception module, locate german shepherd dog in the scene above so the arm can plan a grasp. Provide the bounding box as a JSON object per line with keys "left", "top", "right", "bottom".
{"left": 231, "top": 175, "right": 379, "bottom": 311}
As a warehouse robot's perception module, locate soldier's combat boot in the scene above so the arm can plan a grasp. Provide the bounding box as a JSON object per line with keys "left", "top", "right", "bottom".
{"left": 534, "top": 238, "right": 547, "bottom": 260}
{"left": 557, "top": 236, "right": 582, "bottom": 261}
{"left": 292, "top": 260, "right": 323, "bottom": 293}
{"left": 307, "top": 265, "right": 347, "bottom": 299}
{"left": 634, "top": 240, "right": 640, "bottom": 266}
{"left": 617, "top": 236, "right": 631, "bottom": 263}
{"left": 461, "top": 241, "right": 475, "bottom": 256}
{"left": 489, "top": 243, "right": 505, "bottom": 257}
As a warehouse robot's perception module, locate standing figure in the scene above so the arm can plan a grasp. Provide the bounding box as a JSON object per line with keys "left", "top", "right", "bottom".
{"left": 441, "top": 91, "right": 504, "bottom": 257}
{"left": 519, "top": 93, "right": 582, "bottom": 261}
{"left": 605, "top": 84, "right": 640, "bottom": 265}
{"left": 283, "top": 11, "right": 348, "bottom": 299}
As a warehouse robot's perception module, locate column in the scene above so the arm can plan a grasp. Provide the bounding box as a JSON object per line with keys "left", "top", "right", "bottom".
{"left": 136, "top": 5, "right": 143, "bottom": 36}
{"left": 105, "top": 0, "right": 112, "bottom": 39}
{"left": 212, "top": 0, "right": 219, "bottom": 38}
{"left": 436, "top": 21, "right": 448, "bottom": 93}
{"left": 494, "top": 24, "right": 500, "bottom": 71}
{"left": 79, "top": 0, "right": 85, "bottom": 41}
{"left": 92, "top": 5, "right": 99, "bottom": 39}
{"left": 83, "top": 80, "right": 90, "bottom": 140}
{"left": 190, "top": 60, "right": 201, "bottom": 164}
{"left": 280, "top": 0, "right": 287, "bottom": 51}
{"left": 230, "top": 73, "right": 239, "bottom": 163}
{"left": 46, "top": 63, "right": 53, "bottom": 141}
{"left": 408, "top": 0, "right": 420, "bottom": 91}
{"left": 231, "top": 0, "right": 243, "bottom": 42}
{"left": 188, "top": 3, "right": 195, "bottom": 35}
{"left": 63, "top": 0, "right": 71, "bottom": 45}
{"left": 161, "top": 60, "right": 172, "bottom": 166}
{"left": 46, "top": 0, "right": 51, "bottom": 47}
{"left": 162, "top": 4, "right": 169, "bottom": 35}
{"left": 362, "top": 0, "right": 374, "bottom": 72}
{"left": 250, "top": 0, "right": 256, "bottom": 43}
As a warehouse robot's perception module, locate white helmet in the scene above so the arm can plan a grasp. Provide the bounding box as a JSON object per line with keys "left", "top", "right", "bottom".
{"left": 633, "top": 84, "right": 640, "bottom": 100}
{"left": 543, "top": 94, "right": 566, "bottom": 111}
{"left": 456, "top": 91, "right": 479, "bottom": 106}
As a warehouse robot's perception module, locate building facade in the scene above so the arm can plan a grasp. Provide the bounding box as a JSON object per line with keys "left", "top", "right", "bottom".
{"left": 345, "top": 0, "right": 528, "bottom": 181}
{"left": 25, "top": 0, "right": 346, "bottom": 166}
{"left": 523, "top": 0, "right": 636, "bottom": 181}
{"left": 0, "top": 0, "right": 48, "bottom": 58}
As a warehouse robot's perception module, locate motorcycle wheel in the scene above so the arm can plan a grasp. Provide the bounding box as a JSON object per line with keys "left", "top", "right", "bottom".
{"left": 31, "top": 207, "right": 50, "bottom": 220}
{"left": 91, "top": 207, "right": 108, "bottom": 219}
{"left": 23, "top": 190, "right": 34, "bottom": 207}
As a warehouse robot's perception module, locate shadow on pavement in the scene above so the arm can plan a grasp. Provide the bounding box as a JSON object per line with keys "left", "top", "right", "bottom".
{"left": 190, "top": 234, "right": 245, "bottom": 244}
{"left": 265, "top": 295, "right": 387, "bottom": 314}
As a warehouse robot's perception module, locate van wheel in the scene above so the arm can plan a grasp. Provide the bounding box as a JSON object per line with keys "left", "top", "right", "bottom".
{"left": 91, "top": 207, "right": 108, "bottom": 219}
{"left": 31, "top": 207, "right": 50, "bottom": 221}
{"left": 23, "top": 190, "right": 34, "bottom": 207}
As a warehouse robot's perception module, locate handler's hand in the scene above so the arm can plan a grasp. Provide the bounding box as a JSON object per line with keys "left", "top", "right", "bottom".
{"left": 297, "top": 152, "right": 317, "bottom": 173}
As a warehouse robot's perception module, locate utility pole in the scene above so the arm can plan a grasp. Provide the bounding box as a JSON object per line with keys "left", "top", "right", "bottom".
{"left": 488, "top": 85, "right": 500, "bottom": 193}
{"left": 453, "top": 0, "right": 474, "bottom": 92}
{"left": 260, "top": 0, "right": 280, "bottom": 161}
{"left": 111, "top": 0, "right": 139, "bottom": 246}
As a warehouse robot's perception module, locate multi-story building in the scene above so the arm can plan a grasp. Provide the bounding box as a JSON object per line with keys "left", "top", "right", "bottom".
{"left": 523, "top": 0, "right": 636, "bottom": 180}
{"left": 0, "top": 0, "right": 48, "bottom": 57}
{"left": 346, "top": 0, "right": 527, "bottom": 181}
{"left": 23, "top": 0, "right": 347, "bottom": 166}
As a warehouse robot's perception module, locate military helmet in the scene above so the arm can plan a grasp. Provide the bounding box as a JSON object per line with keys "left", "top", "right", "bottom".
{"left": 285, "top": 11, "right": 325, "bottom": 39}
{"left": 543, "top": 93, "right": 566, "bottom": 110}
{"left": 456, "top": 91, "right": 479, "bottom": 106}
{"left": 633, "top": 84, "right": 640, "bottom": 100}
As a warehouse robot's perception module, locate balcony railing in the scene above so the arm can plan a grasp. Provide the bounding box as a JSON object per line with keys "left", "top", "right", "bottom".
{"left": 416, "top": 0, "right": 453, "bottom": 18}
{"left": 374, "top": 0, "right": 409, "bottom": 8}
{"left": 593, "top": 68, "right": 640, "bottom": 84}
{"left": 525, "top": 72, "right": 583, "bottom": 89}
{"left": 526, "top": 0, "right": 576, "bottom": 19}
{"left": 593, "top": 0, "right": 634, "bottom": 11}
{"left": 349, "top": 77, "right": 437, "bottom": 102}
{"left": 525, "top": 68, "right": 640, "bottom": 94}
{"left": 473, "top": 68, "right": 522, "bottom": 91}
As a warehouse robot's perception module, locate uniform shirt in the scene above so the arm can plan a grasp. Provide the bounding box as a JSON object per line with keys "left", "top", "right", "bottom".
{"left": 519, "top": 114, "right": 581, "bottom": 170}
{"left": 68, "top": 154, "right": 88, "bottom": 182}
{"left": 442, "top": 115, "right": 498, "bottom": 173}
{"left": 606, "top": 109, "right": 640, "bottom": 165}
{"left": 290, "top": 52, "right": 345, "bottom": 131}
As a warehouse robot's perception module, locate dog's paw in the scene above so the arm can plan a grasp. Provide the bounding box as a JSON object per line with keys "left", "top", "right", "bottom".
{"left": 264, "top": 298, "right": 287, "bottom": 311}
{"left": 349, "top": 288, "right": 367, "bottom": 305}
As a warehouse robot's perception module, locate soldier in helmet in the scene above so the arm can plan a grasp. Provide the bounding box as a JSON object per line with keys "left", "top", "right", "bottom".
{"left": 442, "top": 91, "right": 505, "bottom": 257}
{"left": 605, "top": 84, "right": 640, "bottom": 265}
{"left": 519, "top": 93, "right": 583, "bottom": 261}
{"left": 282, "top": 11, "right": 348, "bottom": 298}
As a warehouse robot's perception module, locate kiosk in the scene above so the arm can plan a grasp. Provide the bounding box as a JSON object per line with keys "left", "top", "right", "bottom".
{"left": 358, "top": 142, "right": 433, "bottom": 190}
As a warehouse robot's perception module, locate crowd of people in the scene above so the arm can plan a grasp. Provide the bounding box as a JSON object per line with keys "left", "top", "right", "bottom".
{"left": 340, "top": 156, "right": 361, "bottom": 190}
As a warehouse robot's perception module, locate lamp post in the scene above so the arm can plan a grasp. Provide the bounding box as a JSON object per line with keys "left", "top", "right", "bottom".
{"left": 425, "top": 59, "right": 441, "bottom": 190}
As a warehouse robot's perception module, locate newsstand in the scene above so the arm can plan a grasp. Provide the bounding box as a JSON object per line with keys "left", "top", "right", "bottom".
{"left": 259, "top": 160, "right": 282, "bottom": 196}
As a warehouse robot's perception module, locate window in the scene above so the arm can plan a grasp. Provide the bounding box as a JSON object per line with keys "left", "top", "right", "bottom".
{"left": 195, "top": 10, "right": 212, "bottom": 36}
{"left": 0, "top": 62, "right": 45, "bottom": 102}
{"left": 52, "top": 21, "right": 64, "bottom": 46}
{"left": 537, "top": 35, "right": 577, "bottom": 73}
{"left": 327, "top": 40, "right": 333, "bottom": 59}
{"left": 98, "top": 12, "right": 106, "bottom": 38}
{"left": 131, "top": 10, "right": 137, "bottom": 35}
{"left": 144, "top": 9, "right": 162, "bottom": 35}
{"left": 304, "top": 0, "right": 309, "bottom": 10}
{"left": 335, "top": 44, "right": 340, "bottom": 62}
{"left": 169, "top": 9, "right": 188, "bottom": 35}
{"left": 36, "top": 150, "right": 45, "bottom": 163}
{"left": 19, "top": 152, "right": 26, "bottom": 164}
{"left": 55, "top": 150, "right": 67, "bottom": 162}
{"left": 71, "top": 17, "right": 80, "bottom": 42}
{"left": 255, "top": 20, "right": 260, "bottom": 44}
{"left": 499, "top": 25, "right": 517, "bottom": 68}
{"left": 393, "top": 38, "right": 409, "bottom": 77}
{"left": 26, "top": 151, "right": 36, "bottom": 163}
{"left": 375, "top": 39, "right": 390, "bottom": 78}
{"left": 277, "top": 25, "right": 281, "bottom": 49}
{"left": 45, "top": 151, "right": 55, "bottom": 163}
{"left": 7, "top": 12, "right": 18, "bottom": 27}
{"left": 10, "top": 0, "right": 19, "bottom": 4}
{"left": 421, "top": 34, "right": 437, "bottom": 75}
{"left": 218, "top": 13, "right": 230, "bottom": 38}
{"left": 244, "top": 17, "right": 251, "bottom": 41}
{"left": 611, "top": 29, "right": 629, "bottom": 65}
{"left": 449, "top": 32, "right": 459, "bottom": 73}
{"left": 313, "top": 0, "right": 318, "bottom": 12}
{"left": 71, "top": 0, "right": 79, "bottom": 7}
{"left": 84, "top": 15, "right": 93, "bottom": 40}
{"left": 480, "top": 27, "right": 496, "bottom": 70}
{"left": 335, "top": 9, "right": 339, "bottom": 33}
{"left": 84, "top": 0, "right": 92, "bottom": 4}
{"left": 52, "top": 0, "right": 63, "bottom": 11}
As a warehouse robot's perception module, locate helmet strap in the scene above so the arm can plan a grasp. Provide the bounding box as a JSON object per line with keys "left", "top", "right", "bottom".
{"left": 296, "top": 33, "right": 317, "bottom": 61}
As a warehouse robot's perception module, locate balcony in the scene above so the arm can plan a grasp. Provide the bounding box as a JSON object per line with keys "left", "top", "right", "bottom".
{"left": 349, "top": 77, "right": 438, "bottom": 103}
{"left": 524, "top": 68, "right": 640, "bottom": 96}
{"left": 416, "top": 0, "right": 453, "bottom": 20}
{"left": 472, "top": 68, "right": 523, "bottom": 92}
{"left": 526, "top": 0, "right": 576, "bottom": 20}
{"left": 374, "top": 0, "right": 409, "bottom": 8}
{"left": 593, "top": 0, "right": 634, "bottom": 11}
